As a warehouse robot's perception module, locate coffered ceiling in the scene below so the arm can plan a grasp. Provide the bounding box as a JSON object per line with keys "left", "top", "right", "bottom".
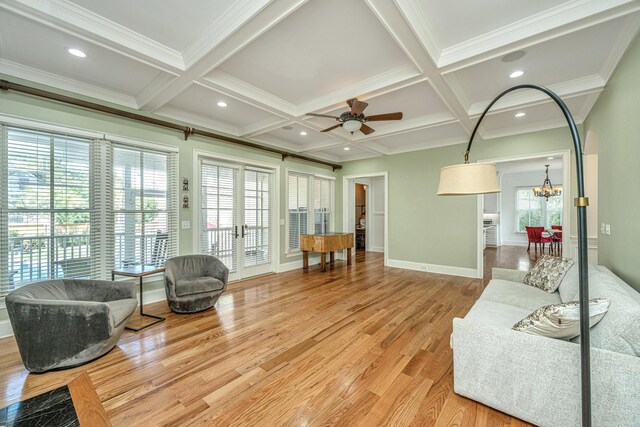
{"left": 0, "top": 0, "right": 638, "bottom": 163}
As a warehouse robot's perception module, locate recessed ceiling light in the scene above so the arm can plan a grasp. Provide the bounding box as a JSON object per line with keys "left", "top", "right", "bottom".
{"left": 509, "top": 70, "right": 525, "bottom": 78}
{"left": 299, "top": 131, "right": 307, "bottom": 136}
{"left": 501, "top": 50, "right": 526, "bottom": 63}
{"left": 67, "top": 48, "right": 86, "bottom": 58}
{"left": 344, "top": 147, "right": 350, "bottom": 151}
{"left": 217, "top": 101, "right": 227, "bottom": 108}
{"left": 515, "top": 112, "right": 526, "bottom": 118}
{"left": 547, "top": 156, "right": 555, "bottom": 160}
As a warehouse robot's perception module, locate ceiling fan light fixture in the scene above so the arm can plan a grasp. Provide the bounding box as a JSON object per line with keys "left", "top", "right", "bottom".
{"left": 342, "top": 119, "right": 362, "bottom": 134}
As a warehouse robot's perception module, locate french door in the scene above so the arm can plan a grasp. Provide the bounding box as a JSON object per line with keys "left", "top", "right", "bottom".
{"left": 200, "top": 160, "right": 273, "bottom": 280}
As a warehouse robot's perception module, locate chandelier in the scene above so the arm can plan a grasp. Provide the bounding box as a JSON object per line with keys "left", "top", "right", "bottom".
{"left": 533, "top": 164, "right": 561, "bottom": 200}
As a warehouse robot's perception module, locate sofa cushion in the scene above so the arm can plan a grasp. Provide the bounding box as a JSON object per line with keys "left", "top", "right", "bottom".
{"left": 106, "top": 298, "right": 138, "bottom": 327}
{"left": 480, "top": 279, "right": 562, "bottom": 311}
{"left": 557, "top": 263, "right": 600, "bottom": 302}
{"left": 176, "top": 277, "right": 225, "bottom": 297}
{"left": 523, "top": 255, "right": 574, "bottom": 293}
{"left": 464, "top": 300, "right": 532, "bottom": 329}
{"left": 512, "top": 298, "right": 610, "bottom": 340}
{"left": 577, "top": 267, "right": 640, "bottom": 356}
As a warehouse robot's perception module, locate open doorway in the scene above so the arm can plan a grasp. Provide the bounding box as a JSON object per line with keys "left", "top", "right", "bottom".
{"left": 477, "top": 151, "right": 571, "bottom": 279}
{"left": 343, "top": 172, "right": 388, "bottom": 265}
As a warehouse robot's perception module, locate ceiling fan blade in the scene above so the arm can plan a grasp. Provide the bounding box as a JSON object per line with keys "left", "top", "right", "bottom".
{"left": 307, "top": 113, "right": 340, "bottom": 119}
{"left": 321, "top": 123, "right": 342, "bottom": 132}
{"left": 360, "top": 123, "right": 375, "bottom": 135}
{"left": 365, "top": 112, "right": 403, "bottom": 121}
{"left": 350, "top": 100, "right": 368, "bottom": 116}
{"left": 346, "top": 98, "right": 355, "bottom": 108}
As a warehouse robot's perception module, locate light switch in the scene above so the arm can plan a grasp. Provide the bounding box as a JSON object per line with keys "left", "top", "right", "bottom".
{"left": 182, "top": 220, "right": 191, "bottom": 229}
{"left": 279, "top": 219, "right": 285, "bottom": 225}
{"left": 605, "top": 224, "right": 611, "bottom": 235}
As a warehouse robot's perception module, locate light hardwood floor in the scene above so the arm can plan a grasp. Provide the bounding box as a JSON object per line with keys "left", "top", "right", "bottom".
{"left": 0, "top": 252, "right": 532, "bottom": 426}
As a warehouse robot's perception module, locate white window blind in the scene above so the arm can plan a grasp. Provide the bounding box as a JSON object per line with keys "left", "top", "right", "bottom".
{"left": 313, "top": 177, "right": 331, "bottom": 234}
{"left": 0, "top": 124, "right": 178, "bottom": 297}
{"left": 287, "top": 173, "right": 309, "bottom": 252}
{"left": 2, "top": 126, "right": 92, "bottom": 295}
{"left": 112, "top": 145, "right": 177, "bottom": 269}
{"left": 201, "top": 162, "right": 238, "bottom": 271}
{"left": 244, "top": 168, "right": 272, "bottom": 267}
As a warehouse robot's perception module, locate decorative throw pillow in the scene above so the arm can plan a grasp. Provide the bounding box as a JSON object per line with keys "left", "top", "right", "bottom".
{"left": 523, "top": 255, "right": 575, "bottom": 293}
{"left": 512, "top": 298, "right": 610, "bottom": 340}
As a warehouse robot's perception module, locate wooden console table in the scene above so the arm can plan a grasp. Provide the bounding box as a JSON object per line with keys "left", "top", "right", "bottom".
{"left": 300, "top": 232, "right": 354, "bottom": 272}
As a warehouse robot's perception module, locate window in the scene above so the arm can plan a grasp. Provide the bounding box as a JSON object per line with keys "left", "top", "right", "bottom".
{"left": 0, "top": 124, "right": 178, "bottom": 296}
{"left": 112, "top": 145, "right": 177, "bottom": 269}
{"left": 515, "top": 187, "right": 563, "bottom": 232}
{"left": 287, "top": 172, "right": 333, "bottom": 252}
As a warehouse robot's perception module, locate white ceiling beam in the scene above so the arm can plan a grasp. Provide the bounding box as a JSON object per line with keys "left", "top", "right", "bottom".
{"left": 438, "top": 0, "right": 640, "bottom": 72}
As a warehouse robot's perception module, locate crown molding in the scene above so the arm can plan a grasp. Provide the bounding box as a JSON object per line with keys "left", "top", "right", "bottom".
{"left": 438, "top": 0, "right": 640, "bottom": 71}
{"left": 599, "top": 12, "right": 640, "bottom": 81}
{"left": 384, "top": 135, "right": 469, "bottom": 156}
{"left": 0, "top": 59, "right": 139, "bottom": 108}
{"left": 479, "top": 116, "right": 584, "bottom": 140}
{"left": 468, "top": 75, "right": 606, "bottom": 118}
{"left": 9, "top": 0, "right": 185, "bottom": 70}
{"left": 296, "top": 64, "right": 420, "bottom": 117}
{"left": 392, "top": 0, "right": 442, "bottom": 66}
{"left": 155, "top": 106, "right": 241, "bottom": 137}
{"left": 201, "top": 71, "right": 297, "bottom": 117}
{"left": 135, "top": 74, "right": 180, "bottom": 109}
{"left": 183, "top": 0, "right": 271, "bottom": 69}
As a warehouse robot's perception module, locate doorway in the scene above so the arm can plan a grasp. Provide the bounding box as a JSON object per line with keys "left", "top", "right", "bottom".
{"left": 197, "top": 157, "right": 277, "bottom": 281}
{"left": 476, "top": 150, "right": 571, "bottom": 278}
{"left": 343, "top": 172, "right": 388, "bottom": 264}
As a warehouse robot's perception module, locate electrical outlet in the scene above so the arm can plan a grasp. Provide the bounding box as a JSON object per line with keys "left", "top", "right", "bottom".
{"left": 600, "top": 223, "right": 606, "bottom": 234}
{"left": 279, "top": 219, "right": 285, "bottom": 225}
{"left": 605, "top": 224, "right": 611, "bottom": 235}
{"left": 181, "top": 220, "right": 191, "bottom": 229}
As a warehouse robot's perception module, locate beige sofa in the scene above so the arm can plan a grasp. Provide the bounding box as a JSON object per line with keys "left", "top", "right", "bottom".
{"left": 452, "top": 263, "right": 640, "bottom": 426}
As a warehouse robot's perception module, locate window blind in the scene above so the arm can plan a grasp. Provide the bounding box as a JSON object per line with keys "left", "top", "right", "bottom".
{"left": 313, "top": 177, "right": 331, "bottom": 234}
{"left": 200, "top": 162, "right": 238, "bottom": 271}
{"left": 0, "top": 124, "right": 179, "bottom": 297}
{"left": 244, "top": 168, "right": 272, "bottom": 267}
{"left": 112, "top": 145, "right": 177, "bottom": 269}
{"left": 2, "top": 126, "right": 92, "bottom": 295}
{"left": 287, "top": 173, "right": 309, "bottom": 252}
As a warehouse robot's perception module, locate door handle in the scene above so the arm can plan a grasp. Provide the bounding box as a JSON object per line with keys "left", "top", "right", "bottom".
{"left": 241, "top": 225, "right": 245, "bottom": 238}
{"left": 234, "top": 226, "right": 239, "bottom": 239}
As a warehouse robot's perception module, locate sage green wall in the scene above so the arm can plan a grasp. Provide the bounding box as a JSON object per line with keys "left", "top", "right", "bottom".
{"left": 337, "top": 126, "right": 581, "bottom": 270}
{"left": 583, "top": 34, "right": 640, "bottom": 291}
{"left": 0, "top": 75, "right": 336, "bottom": 323}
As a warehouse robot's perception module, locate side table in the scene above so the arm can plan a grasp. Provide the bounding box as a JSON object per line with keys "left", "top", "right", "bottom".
{"left": 112, "top": 265, "right": 166, "bottom": 331}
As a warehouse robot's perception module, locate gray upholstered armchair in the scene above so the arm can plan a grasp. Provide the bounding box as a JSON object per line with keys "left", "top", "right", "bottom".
{"left": 164, "top": 255, "right": 229, "bottom": 313}
{"left": 6, "top": 279, "right": 137, "bottom": 373}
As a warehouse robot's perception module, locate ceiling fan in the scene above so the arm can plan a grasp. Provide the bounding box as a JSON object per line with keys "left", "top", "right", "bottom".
{"left": 307, "top": 98, "right": 403, "bottom": 135}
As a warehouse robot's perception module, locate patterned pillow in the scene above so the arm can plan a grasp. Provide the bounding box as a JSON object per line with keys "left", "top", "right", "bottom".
{"left": 523, "top": 255, "right": 575, "bottom": 293}
{"left": 513, "top": 298, "right": 610, "bottom": 340}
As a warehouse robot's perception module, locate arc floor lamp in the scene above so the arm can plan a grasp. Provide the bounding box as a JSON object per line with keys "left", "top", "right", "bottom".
{"left": 437, "top": 84, "right": 591, "bottom": 426}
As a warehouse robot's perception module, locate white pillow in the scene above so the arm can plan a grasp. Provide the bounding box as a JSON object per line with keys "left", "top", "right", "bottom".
{"left": 512, "top": 298, "right": 610, "bottom": 340}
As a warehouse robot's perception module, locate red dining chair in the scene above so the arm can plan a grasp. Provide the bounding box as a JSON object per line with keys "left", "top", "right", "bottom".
{"left": 551, "top": 225, "right": 563, "bottom": 253}
{"left": 525, "top": 226, "right": 553, "bottom": 253}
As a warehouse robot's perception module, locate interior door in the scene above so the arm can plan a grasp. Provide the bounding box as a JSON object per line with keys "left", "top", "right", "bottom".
{"left": 200, "top": 160, "right": 273, "bottom": 280}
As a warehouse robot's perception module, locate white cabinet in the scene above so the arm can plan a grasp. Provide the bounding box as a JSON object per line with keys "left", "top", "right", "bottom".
{"left": 485, "top": 225, "right": 499, "bottom": 247}
{"left": 484, "top": 193, "right": 499, "bottom": 213}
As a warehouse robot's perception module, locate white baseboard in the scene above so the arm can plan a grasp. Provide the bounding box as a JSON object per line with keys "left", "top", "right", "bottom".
{"left": 387, "top": 258, "right": 480, "bottom": 279}
{"left": 500, "top": 240, "right": 529, "bottom": 247}
{"left": 0, "top": 319, "right": 13, "bottom": 339}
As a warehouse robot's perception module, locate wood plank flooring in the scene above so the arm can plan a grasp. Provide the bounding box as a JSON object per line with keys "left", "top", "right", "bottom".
{"left": 0, "top": 251, "right": 532, "bottom": 426}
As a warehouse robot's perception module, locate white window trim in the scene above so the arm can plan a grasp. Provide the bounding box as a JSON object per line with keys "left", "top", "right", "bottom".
{"left": 0, "top": 117, "right": 180, "bottom": 296}
{"left": 285, "top": 168, "right": 335, "bottom": 257}
{"left": 514, "top": 185, "right": 564, "bottom": 233}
